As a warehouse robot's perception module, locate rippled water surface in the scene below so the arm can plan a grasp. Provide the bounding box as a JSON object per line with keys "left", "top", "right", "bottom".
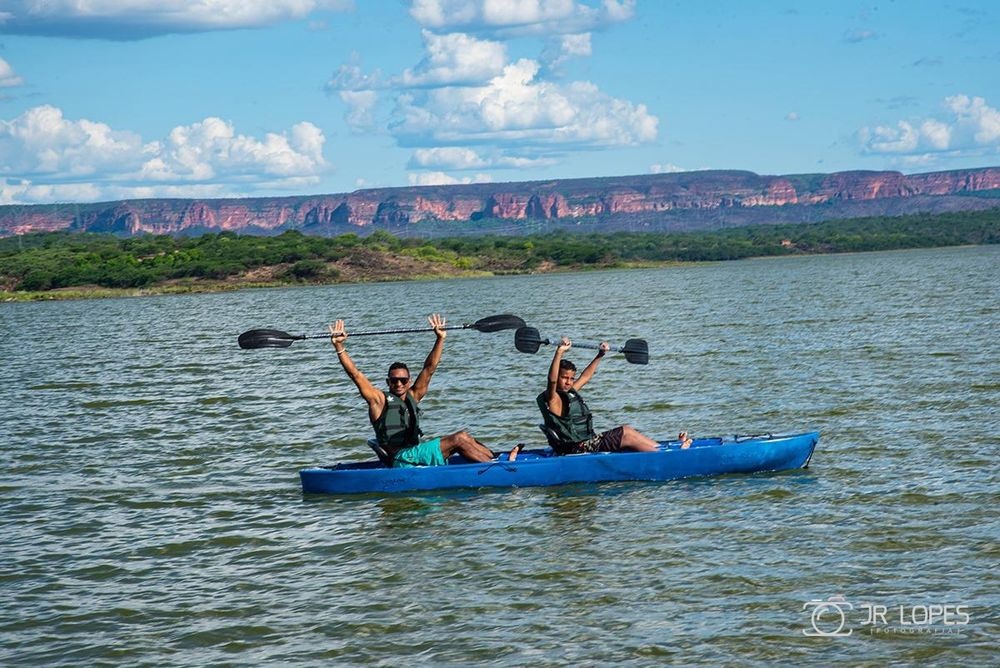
{"left": 2, "top": 246, "right": 998, "bottom": 665}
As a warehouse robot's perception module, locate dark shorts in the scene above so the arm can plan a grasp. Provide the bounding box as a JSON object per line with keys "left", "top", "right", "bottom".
{"left": 562, "top": 426, "right": 625, "bottom": 454}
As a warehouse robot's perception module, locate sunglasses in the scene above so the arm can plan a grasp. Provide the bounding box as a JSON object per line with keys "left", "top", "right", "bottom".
{"left": 387, "top": 376, "right": 410, "bottom": 385}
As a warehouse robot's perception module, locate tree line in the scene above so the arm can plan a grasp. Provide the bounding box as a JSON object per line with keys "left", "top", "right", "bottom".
{"left": 1, "top": 209, "right": 997, "bottom": 292}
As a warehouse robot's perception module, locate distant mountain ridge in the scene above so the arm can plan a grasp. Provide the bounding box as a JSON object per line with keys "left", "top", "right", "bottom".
{"left": 3, "top": 167, "right": 999, "bottom": 238}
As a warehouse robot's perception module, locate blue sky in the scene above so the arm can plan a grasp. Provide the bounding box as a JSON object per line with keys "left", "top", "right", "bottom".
{"left": 1, "top": 0, "right": 998, "bottom": 205}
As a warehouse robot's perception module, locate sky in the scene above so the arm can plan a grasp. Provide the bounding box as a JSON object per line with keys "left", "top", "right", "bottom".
{"left": 0, "top": 0, "right": 998, "bottom": 206}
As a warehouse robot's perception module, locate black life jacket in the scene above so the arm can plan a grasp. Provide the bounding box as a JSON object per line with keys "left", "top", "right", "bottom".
{"left": 372, "top": 391, "right": 423, "bottom": 450}
{"left": 536, "top": 388, "right": 594, "bottom": 447}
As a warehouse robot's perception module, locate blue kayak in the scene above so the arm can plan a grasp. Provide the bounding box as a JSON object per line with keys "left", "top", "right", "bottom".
{"left": 299, "top": 431, "right": 819, "bottom": 495}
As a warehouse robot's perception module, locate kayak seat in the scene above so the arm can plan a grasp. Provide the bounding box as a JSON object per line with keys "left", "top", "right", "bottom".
{"left": 538, "top": 423, "right": 564, "bottom": 450}
{"left": 366, "top": 438, "right": 393, "bottom": 468}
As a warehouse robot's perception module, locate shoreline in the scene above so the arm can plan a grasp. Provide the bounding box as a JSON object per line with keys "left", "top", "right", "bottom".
{"left": 4, "top": 211, "right": 995, "bottom": 302}
{"left": 1, "top": 259, "right": 690, "bottom": 302}
{"left": 5, "top": 245, "right": 994, "bottom": 302}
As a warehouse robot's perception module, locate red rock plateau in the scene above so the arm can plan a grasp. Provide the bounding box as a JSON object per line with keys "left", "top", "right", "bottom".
{"left": 2, "top": 167, "right": 999, "bottom": 238}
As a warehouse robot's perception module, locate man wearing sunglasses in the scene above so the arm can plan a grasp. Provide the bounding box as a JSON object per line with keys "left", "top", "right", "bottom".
{"left": 328, "top": 313, "right": 496, "bottom": 467}
{"left": 538, "top": 336, "right": 691, "bottom": 454}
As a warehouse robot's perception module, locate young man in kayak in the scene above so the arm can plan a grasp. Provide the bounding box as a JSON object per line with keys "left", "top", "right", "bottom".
{"left": 538, "top": 336, "right": 691, "bottom": 454}
{"left": 329, "top": 314, "right": 503, "bottom": 467}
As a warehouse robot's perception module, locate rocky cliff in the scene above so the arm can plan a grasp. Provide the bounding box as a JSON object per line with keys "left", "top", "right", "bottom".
{"left": 2, "top": 167, "right": 999, "bottom": 238}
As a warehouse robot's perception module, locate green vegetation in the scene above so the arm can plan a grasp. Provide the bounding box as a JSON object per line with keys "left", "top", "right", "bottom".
{"left": 1, "top": 209, "right": 997, "bottom": 297}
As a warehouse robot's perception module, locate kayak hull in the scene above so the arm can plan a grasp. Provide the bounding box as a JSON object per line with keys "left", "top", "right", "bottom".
{"left": 299, "top": 431, "right": 819, "bottom": 495}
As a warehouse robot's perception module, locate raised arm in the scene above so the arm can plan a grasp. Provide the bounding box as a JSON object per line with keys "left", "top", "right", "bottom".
{"left": 573, "top": 341, "right": 609, "bottom": 390}
{"left": 329, "top": 319, "right": 385, "bottom": 422}
{"left": 544, "top": 336, "right": 573, "bottom": 415}
{"left": 409, "top": 313, "right": 446, "bottom": 402}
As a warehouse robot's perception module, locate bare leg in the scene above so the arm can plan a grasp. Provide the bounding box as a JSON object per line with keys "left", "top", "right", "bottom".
{"left": 619, "top": 424, "right": 659, "bottom": 452}
{"left": 679, "top": 431, "right": 692, "bottom": 449}
{"left": 439, "top": 430, "right": 494, "bottom": 463}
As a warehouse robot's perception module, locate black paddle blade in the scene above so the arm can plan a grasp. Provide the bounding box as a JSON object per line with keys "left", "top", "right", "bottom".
{"left": 471, "top": 314, "right": 526, "bottom": 333}
{"left": 621, "top": 338, "right": 649, "bottom": 365}
{"left": 238, "top": 329, "right": 303, "bottom": 349}
{"left": 514, "top": 326, "right": 543, "bottom": 354}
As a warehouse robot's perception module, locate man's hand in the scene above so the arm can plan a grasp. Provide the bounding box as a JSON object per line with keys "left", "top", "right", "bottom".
{"left": 429, "top": 313, "right": 447, "bottom": 340}
{"left": 329, "top": 319, "right": 348, "bottom": 345}
{"left": 597, "top": 341, "right": 609, "bottom": 357}
{"left": 557, "top": 336, "right": 572, "bottom": 353}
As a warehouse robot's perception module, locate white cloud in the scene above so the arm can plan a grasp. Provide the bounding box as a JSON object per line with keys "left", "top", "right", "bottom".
{"left": 946, "top": 94, "right": 1000, "bottom": 144}
{"left": 142, "top": 117, "right": 326, "bottom": 181}
{"left": 0, "top": 58, "right": 24, "bottom": 87}
{"left": 0, "top": 0, "right": 354, "bottom": 39}
{"left": 918, "top": 118, "right": 951, "bottom": 150}
{"left": 409, "top": 0, "right": 480, "bottom": 28}
{"left": 860, "top": 94, "right": 1000, "bottom": 157}
{"left": 407, "top": 170, "right": 492, "bottom": 186}
{"left": 650, "top": 163, "right": 686, "bottom": 174}
{"left": 602, "top": 0, "right": 634, "bottom": 21}
{"left": 559, "top": 32, "right": 591, "bottom": 57}
{"left": 0, "top": 179, "right": 236, "bottom": 205}
{"left": 326, "top": 57, "right": 386, "bottom": 130}
{"left": 409, "top": 0, "right": 634, "bottom": 36}
{"left": 543, "top": 32, "right": 592, "bottom": 69}
{"left": 861, "top": 121, "right": 914, "bottom": 153}
{"left": 401, "top": 31, "right": 507, "bottom": 86}
{"left": 785, "top": 112, "right": 800, "bottom": 122}
{"left": 0, "top": 179, "right": 105, "bottom": 205}
{"left": 0, "top": 105, "right": 327, "bottom": 203}
{"left": 481, "top": 0, "right": 578, "bottom": 26}
{"left": 324, "top": 2, "right": 649, "bottom": 175}
{"left": 492, "top": 154, "right": 557, "bottom": 168}
{"left": 410, "top": 147, "right": 488, "bottom": 169}
{"left": 326, "top": 57, "right": 386, "bottom": 92}
{"left": 0, "top": 105, "right": 145, "bottom": 176}
{"left": 339, "top": 90, "right": 378, "bottom": 131}
{"left": 392, "top": 58, "right": 657, "bottom": 148}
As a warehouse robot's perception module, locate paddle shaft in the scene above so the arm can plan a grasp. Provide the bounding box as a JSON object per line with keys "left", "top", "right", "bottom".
{"left": 294, "top": 322, "right": 478, "bottom": 341}
{"left": 513, "top": 326, "right": 648, "bottom": 364}
{"left": 239, "top": 314, "right": 526, "bottom": 348}
{"left": 537, "top": 335, "right": 624, "bottom": 355}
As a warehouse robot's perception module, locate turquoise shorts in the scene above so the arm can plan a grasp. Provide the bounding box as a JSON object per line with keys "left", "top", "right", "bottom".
{"left": 392, "top": 437, "right": 445, "bottom": 468}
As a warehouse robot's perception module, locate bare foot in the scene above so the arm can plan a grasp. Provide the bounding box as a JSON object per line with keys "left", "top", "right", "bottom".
{"left": 508, "top": 443, "right": 525, "bottom": 461}
{"left": 679, "top": 432, "right": 692, "bottom": 449}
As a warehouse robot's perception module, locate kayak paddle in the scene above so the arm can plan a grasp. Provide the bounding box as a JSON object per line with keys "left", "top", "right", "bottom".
{"left": 238, "top": 313, "right": 526, "bottom": 349}
{"left": 513, "top": 325, "right": 649, "bottom": 365}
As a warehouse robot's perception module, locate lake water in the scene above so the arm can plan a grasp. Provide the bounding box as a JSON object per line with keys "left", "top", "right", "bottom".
{"left": 2, "top": 246, "right": 997, "bottom": 665}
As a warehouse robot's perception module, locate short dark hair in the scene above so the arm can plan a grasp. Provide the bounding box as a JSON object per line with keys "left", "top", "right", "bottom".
{"left": 559, "top": 359, "right": 577, "bottom": 372}
{"left": 388, "top": 362, "right": 409, "bottom": 375}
